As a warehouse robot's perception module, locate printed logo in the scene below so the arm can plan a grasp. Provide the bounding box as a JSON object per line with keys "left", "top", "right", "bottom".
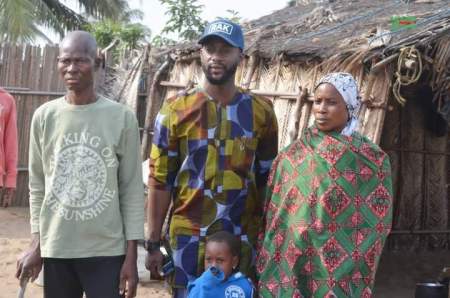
{"left": 209, "top": 22, "right": 233, "bottom": 35}
{"left": 391, "top": 15, "right": 417, "bottom": 31}
{"left": 225, "top": 285, "right": 245, "bottom": 298}
{"left": 47, "top": 132, "right": 117, "bottom": 221}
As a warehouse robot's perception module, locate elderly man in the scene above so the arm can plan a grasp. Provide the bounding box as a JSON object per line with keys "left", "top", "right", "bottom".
{"left": 16, "top": 31, "right": 144, "bottom": 298}
{"left": 145, "top": 19, "right": 278, "bottom": 297}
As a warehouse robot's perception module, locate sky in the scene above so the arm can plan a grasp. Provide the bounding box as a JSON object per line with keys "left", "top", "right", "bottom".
{"left": 43, "top": 0, "right": 286, "bottom": 43}
{"left": 128, "top": 0, "right": 286, "bottom": 36}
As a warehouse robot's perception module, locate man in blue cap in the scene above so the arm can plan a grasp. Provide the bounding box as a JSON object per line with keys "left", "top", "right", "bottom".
{"left": 145, "top": 19, "right": 278, "bottom": 297}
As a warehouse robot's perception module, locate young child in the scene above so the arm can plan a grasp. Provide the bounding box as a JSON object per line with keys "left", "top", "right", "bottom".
{"left": 187, "top": 231, "right": 254, "bottom": 298}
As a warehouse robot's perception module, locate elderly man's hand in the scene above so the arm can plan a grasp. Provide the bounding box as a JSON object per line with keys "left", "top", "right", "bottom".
{"left": 1, "top": 187, "right": 15, "bottom": 208}
{"left": 119, "top": 240, "right": 139, "bottom": 297}
{"left": 16, "top": 237, "right": 42, "bottom": 283}
{"left": 119, "top": 255, "right": 139, "bottom": 298}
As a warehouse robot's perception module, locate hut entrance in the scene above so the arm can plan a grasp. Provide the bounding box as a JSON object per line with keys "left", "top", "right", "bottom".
{"left": 374, "top": 85, "right": 449, "bottom": 297}
{"left": 381, "top": 85, "right": 449, "bottom": 250}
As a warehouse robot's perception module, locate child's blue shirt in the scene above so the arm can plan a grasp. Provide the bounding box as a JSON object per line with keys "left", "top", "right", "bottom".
{"left": 187, "top": 267, "right": 254, "bottom": 298}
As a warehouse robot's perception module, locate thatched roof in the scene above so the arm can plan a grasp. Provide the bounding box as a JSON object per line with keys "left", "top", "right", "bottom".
{"left": 172, "top": 0, "right": 450, "bottom": 61}
{"left": 153, "top": 0, "right": 449, "bottom": 148}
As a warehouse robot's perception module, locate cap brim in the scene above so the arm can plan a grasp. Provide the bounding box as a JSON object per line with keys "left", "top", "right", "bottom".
{"left": 198, "top": 33, "right": 241, "bottom": 49}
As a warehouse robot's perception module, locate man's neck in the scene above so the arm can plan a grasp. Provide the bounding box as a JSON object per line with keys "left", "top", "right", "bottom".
{"left": 65, "top": 88, "right": 97, "bottom": 105}
{"left": 203, "top": 79, "right": 238, "bottom": 105}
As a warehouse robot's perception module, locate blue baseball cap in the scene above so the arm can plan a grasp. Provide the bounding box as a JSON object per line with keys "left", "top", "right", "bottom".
{"left": 198, "top": 19, "right": 244, "bottom": 50}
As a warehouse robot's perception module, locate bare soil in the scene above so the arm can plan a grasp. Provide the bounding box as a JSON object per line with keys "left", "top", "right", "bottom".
{"left": 0, "top": 207, "right": 170, "bottom": 298}
{"left": 1, "top": 207, "right": 449, "bottom": 298}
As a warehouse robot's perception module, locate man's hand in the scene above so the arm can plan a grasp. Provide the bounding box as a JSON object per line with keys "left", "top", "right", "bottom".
{"left": 145, "top": 249, "right": 164, "bottom": 279}
{"left": 1, "top": 187, "right": 15, "bottom": 208}
{"left": 16, "top": 236, "right": 42, "bottom": 282}
{"left": 119, "top": 241, "right": 138, "bottom": 298}
{"left": 146, "top": 187, "right": 171, "bottom": 279}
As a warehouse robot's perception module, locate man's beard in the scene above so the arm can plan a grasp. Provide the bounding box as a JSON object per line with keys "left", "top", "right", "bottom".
{"left": 202, "top": 61, "right": 238, "bottom": 85}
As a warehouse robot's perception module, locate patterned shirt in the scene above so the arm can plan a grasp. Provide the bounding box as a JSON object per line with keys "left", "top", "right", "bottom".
{"left": 149, "top": 88, "right": 278, "bottom": 287}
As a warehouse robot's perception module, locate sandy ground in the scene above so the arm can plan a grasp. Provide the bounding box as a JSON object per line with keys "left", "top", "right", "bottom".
{"left": 0, "top": 207, "right": 170, "bottom": 298}
{"left": 2, "top": 207, "right": 450, "bottom": 298}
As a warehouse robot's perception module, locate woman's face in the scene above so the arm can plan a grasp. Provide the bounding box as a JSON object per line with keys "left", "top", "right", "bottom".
{"left": 312, "top": 83, "right": 349, "bottom": 133}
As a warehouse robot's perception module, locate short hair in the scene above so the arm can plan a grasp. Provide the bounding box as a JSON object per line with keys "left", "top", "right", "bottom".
{"left": 60, "top": 30, "right": 97, "bottom": 60}
{"left": 206, "top": 231, "right": 240, "bottom": 257}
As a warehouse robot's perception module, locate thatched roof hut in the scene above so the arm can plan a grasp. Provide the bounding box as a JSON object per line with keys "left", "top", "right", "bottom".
{"left": 1, "top": 1, "right": 448, "bottom": 295}
{"left": 140, "top": 0, "right": 450, "bottom": 257}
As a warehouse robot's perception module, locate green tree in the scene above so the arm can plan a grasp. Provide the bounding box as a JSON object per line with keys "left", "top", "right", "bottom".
{"left": 119, "top": 23, "right": 151, "bottom": 50}
{"left": 0, "top": 0, "right": 130, "bottom": 43}
{"left": 151, "top": 35, "right": 177, "bottom": 47}
{"left": 225, "top": 9, "right": 241, "bottom": 24}
{"left": 287, "top": 0, "right": 297, "bottom": 7}
{"left": 86, "top": 20, "right": 151, "bottom": 51}
{"left": 158, "top": 0, "right": 206, "bottom": 42}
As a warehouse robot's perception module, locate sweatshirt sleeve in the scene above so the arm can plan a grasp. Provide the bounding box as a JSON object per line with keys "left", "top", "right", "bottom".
{"left": 117, "top": 110, "right": 145, "bottom": 240}
{"left": 28, "top": 110, "right": 44, "bottom": 234}
{"left": 3, "top": 93, "right": 18, "bottom": 188}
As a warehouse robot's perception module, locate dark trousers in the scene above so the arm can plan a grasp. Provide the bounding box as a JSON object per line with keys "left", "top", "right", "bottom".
{"left": 172, "top": 288, "right": 188, "bottom": 298}
{"left": 43, "top": 256, "right": 125, "bottom": 298}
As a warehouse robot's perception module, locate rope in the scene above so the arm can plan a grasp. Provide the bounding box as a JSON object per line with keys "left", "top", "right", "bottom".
{"left": 392, "top": 45, "right": 423, "bottom": 105}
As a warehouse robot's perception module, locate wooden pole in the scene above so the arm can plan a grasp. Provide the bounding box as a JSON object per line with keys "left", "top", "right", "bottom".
{"left": 242, "top": 55, "right": 259, "bottom": 90}
{"left": 141, "top": 59, "right": 171, "bottom": 160}
{"left": 390, "top": 230, "right": 450, "bottom": 235}
{"left": 4, "top": 90, "right": 65, "bottom": 96}
{"left": 363, "top": 73, "right": 377, "bottom": 104}
{"left": 287, "top": 86, "right": 308, "bottom": 143}
{"left": 370, "top": 53, "right": 399, "bottom": 74}
{"left": 158, "top": 82, "right": 318, "bottom": 101}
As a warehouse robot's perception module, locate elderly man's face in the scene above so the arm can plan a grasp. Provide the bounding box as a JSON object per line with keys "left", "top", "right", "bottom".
{"left": 57, "top": 43, "right": 97, "bottom": 92}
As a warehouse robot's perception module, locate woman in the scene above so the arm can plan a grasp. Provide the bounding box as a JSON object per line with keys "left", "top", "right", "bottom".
{"left": 256, "top": 73, "right": 393, "bottom": 297}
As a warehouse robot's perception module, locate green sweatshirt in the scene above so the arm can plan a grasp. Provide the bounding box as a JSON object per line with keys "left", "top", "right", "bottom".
{"left": 29, "top": 96, "right": 144, "bottom": 258}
